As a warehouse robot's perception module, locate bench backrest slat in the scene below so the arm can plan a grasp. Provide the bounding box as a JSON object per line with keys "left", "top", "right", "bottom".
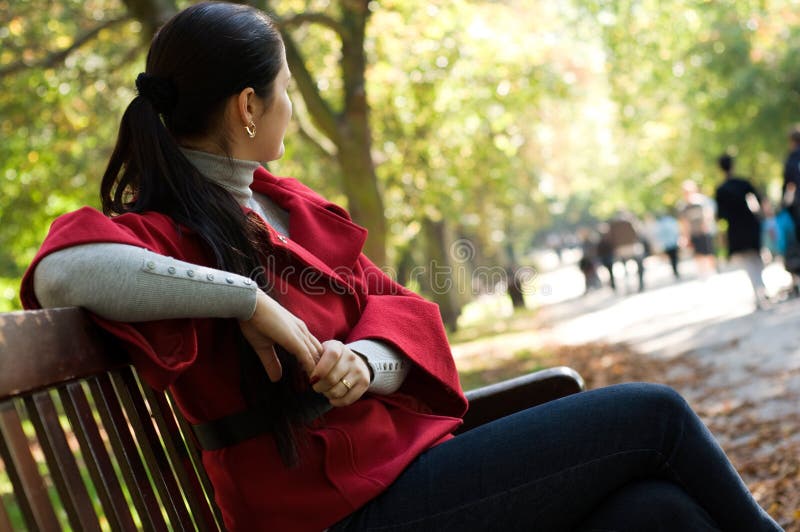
{"left": 59, "top": 382, "right": 138, "bottom": 532}
{"left": 24, "top": 392, "right": 102, "bottom": 532}
{"left": 89, "top": 373, "right": 169, "bottom": 531}
{"left": 0, "top": 479, "right": 13, "bottom": 532}
{"left": 0, "top": 308, "right": 223, "bottom": 531}
{"left": 111, "top": 369, "right": 194, "bottom": 530}
{"left": 170, "top": 391, "right": 226, "bottom": 528}
{"left": 143, "top": 386, "right": 222, "bottom": 531}
{"left": 0, "top": 401, "right": 61, "bottom": 530}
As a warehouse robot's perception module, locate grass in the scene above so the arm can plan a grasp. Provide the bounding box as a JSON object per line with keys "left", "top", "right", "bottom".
{"left": 449, "top": 293, "right": 553, "bottom": 391}
{"left": 449, "top": 294, "right": 540, "bottom": 345}
{"left": 458, "top": 348, "right": 553, "bottom": 391}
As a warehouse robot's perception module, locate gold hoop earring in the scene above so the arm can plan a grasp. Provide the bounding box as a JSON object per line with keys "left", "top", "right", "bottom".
{"left": 245, "top": 121, "right": 256, "bottom": 138}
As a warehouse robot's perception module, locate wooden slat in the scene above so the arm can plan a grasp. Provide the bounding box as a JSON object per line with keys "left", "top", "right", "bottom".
{"left": 0, "top": 420, "right": 26, "bottom": 532}
{"left": 167, "top": 393, "right": 226, "bottom": 531}
{"left": 144, "top": 387, "right": 220, "bottom": 532}
{"left": 60, "top": 383, "right": 138, "bottom": 532}
{"left": 168, "top": 394, "right": 225, "bottom": 532}
{"left": 24, "top": 392, "right": 101, "bottom": 532}
{"left": 111, "top": 369, "right": 193, "bottom": 530}
{"left": 0, "top": 485, "right": 14, "bottom": 532}
{"left": 0, "top": 428, "right": 34, "bottom": 532}
{"left": 0, "top": 308, "right": 124, "bottom": 399}
{"left": 0, "top": 402, "right": 60, "bottom": 531}
{"left": 90, "top": 375, "right": 167, "bottom": 531}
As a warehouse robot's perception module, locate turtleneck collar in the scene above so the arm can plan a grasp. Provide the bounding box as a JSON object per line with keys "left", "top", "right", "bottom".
{"left": 180, "top": 148, "right": 261, "bottom": 206}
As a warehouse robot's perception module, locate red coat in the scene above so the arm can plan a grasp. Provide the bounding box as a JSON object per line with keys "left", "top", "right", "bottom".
{"left": 21, "top": 167, "right": 467, "bottom": 531}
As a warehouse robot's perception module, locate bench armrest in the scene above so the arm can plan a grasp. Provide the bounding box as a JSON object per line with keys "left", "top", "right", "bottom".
{"left": 457, "top": 366, "right": 585, "bottom": 434}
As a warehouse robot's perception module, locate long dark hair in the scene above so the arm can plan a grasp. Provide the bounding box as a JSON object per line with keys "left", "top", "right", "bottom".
{"left": 101, "top": 2, "right": 306, "bottom": 464}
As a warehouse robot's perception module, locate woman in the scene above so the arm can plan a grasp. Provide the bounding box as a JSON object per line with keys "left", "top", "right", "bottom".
{"left": 21, "top": 3, "right": 782, "bottom": 531}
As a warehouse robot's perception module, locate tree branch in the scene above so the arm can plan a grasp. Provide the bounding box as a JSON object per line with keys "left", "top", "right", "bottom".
{"left": 121, "top": 0, "right": 178, "bottom": 38}
{"left": 295, "top": 121, "right": 338, "bottom": 160}
{"left": 108, "top": 40, "right": 148, "bottom": 74}
{"left": 251, "top": 0, "right": 343, "bottom": 147}
{"left": 0, "top": 16, "right": 130, "bottom": 77}
{"left": 281, "top": 32, "right": 342, "bottom": 146}
{"left": 339, "top": 0, "right": 369, "bottom": 117}
{"left": 279, "top": 12, "right": 348, "bottom": 40}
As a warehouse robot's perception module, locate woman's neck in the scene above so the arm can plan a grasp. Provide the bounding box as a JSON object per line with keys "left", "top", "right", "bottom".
{"left": 180, "top": 147, "right": 261, "bottom": 205}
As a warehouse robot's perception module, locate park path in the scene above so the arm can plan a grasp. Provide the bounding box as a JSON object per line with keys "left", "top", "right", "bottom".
{"left": 451, "top": 252, "right": 800, "bottom": 529}
{"left": 519, "top": 252, "right": 800, "bottom": 428}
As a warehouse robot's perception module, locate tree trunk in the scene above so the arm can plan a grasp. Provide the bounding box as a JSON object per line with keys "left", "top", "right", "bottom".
{"left": 337, "top": 139, "right": 386, "bottom": 264}
{"left": 121, "top": 0, "right": 176, "bottom": 38}
{"left": 334, "top": 0, "right": 385, "bottom": 265}
{"left": 268, "top": 0, "right": 387, "bottom": 265}
{"left": 420, "top": 218, "right": 462, "bottom": 331}
{"left": 501, "top": 241, "right": 523, "bottom": 308}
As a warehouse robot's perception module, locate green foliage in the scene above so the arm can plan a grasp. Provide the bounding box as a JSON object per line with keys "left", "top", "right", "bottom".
{"left": 574, "top": 0, "right": 800, "bottom": 211}
{"left": 0, "top": 0, "right": 144, "bottom": 310}
{"left": 3, "top": 0, "right": 800, "bottom": 311}
{"left": 367, "top": 0, "right": 570, "bottom": 264}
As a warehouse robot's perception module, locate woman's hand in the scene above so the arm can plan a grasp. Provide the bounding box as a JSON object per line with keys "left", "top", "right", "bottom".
{"left": 238, "top": 290, "right": 322, "bottom": 382}
{"left": 310, "top": 340, "right": 371, "bottom": 407}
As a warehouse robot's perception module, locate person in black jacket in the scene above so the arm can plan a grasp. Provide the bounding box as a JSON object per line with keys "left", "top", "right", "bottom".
{"left": 781, "top": 125, "right": 800, "bottom": 231}
{"left": 715, "top": 153, "right": 768, "bottom": 309}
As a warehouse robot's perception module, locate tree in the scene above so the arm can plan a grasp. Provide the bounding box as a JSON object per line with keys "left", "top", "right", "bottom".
{"left": 247, "top": 0, "right": 387, "bottom": 265}
{"left": 0, "top": 0, "right": 145, "bottom": 310}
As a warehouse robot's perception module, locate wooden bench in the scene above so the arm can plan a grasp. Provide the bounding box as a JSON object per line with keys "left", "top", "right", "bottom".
{"left": 0, "top": 307, "right": 584, "bottom": 531}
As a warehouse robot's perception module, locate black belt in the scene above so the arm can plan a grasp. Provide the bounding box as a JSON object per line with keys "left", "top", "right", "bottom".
{"left": 191, "top": 392, "right": 332, "bottom": 451}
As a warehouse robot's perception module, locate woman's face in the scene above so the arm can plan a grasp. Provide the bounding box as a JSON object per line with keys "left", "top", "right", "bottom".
{"left": 254, "top": 49, "right": 292, "bottom": 163}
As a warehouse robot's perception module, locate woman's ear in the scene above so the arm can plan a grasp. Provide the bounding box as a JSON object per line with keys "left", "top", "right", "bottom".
{"left": 236, "top": 87, "right": 256, "bottom": 127}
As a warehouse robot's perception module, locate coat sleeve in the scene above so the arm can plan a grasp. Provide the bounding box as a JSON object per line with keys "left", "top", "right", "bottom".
{"left": 345, "top": 254, "right": 467, "bottom": 417}
{"left": 20, "top": 207, "right": 202, "bottom": 391}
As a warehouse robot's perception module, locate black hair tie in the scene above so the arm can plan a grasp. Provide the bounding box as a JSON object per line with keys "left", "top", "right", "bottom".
{"left": 135, "top": 72, "right": 178, "bottom": 114}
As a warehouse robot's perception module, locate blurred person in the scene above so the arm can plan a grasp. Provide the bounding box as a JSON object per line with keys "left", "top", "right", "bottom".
{"left": 606, "top": 211, "right": 646, "bottom": 293}
{"left": 596, "top": 223, "right": 617, "bottom": 291}
{"left": 715, "top": 154, "right": 768, "bottom": 309}
{"left": 577, "top": 227, "right": 601, "bottom": 294}
{"left": 781, "top": 125, "right": 800, "bottom": 232}
{"left": 760, "top": 198, "right": 782, "bottom": 262}
{"left": 678, "top": 180, "right": 718, "bottom": 277}
{"left": 640, "top": 213, "right": 659, "bottom": 258}
{"left": 655, "top": 211, "right": 682, "bottom": 279}
{"left": 777, "top": 190, "right": 800, "bottom": 298}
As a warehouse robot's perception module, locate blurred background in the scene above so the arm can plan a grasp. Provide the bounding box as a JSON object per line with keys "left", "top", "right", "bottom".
{"left": 1, "top": 0, "right": 799, "bottom": 327}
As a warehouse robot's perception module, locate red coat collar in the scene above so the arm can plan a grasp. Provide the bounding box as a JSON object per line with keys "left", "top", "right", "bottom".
{"left": 249, "top": 167, "right": 368, "bottom": 278}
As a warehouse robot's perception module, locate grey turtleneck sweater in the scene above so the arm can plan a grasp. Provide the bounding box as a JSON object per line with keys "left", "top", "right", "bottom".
{"left": 33, "top": 149, "right": 409, "bottom": 394}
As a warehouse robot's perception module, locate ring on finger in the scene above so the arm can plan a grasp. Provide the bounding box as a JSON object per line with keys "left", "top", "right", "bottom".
{"left": 340, "top": 377, "right": 353, "bottom": 391}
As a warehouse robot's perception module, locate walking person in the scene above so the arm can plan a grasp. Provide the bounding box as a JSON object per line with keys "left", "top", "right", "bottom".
{"left": 715, "top": 154, "right": 768, "bottom": 309}
{"left": 18, "top": 3, "right": 783, "bottom": 530}
{"left": 596, "top": 223, "right": 617, "bottom": 292}
{"left": 781, "top": 125, "right": 800, "bottom": 231}
{"left": 577, "top": 227, "right": 601, "bottom": 294}
{"left": 655, "top": 210, "right": 682, "bottom": 279}
{"left": 607, "top": 211, "right": 646, "bottom": 293}
{"left": 679, "top": 180, "right": 718, "bottom": 278}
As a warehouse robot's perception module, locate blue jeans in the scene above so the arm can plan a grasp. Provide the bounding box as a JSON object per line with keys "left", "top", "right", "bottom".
{"left": 330, "top": 383, "right": 781, "bottom": 531}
